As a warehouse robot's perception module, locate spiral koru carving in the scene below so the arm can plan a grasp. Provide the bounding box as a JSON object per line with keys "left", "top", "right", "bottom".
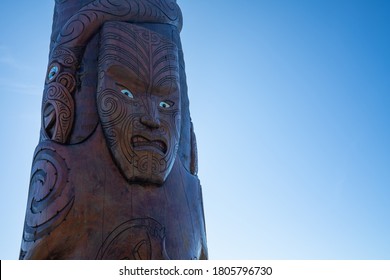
{"left": 23, "top": 147, "right": 74, "bottom": 243}
{"left": 96, "top": 218, "right": 169, "bottom": 260}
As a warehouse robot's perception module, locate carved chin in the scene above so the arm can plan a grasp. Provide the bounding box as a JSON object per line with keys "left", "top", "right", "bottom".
{"left": 115, "top": 148, "right": 174, "bottom": 186}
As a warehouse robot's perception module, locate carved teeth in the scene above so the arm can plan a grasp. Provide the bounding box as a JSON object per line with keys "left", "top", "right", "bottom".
{"left": 131, "top": 136, "right": 167, "bottom": 153}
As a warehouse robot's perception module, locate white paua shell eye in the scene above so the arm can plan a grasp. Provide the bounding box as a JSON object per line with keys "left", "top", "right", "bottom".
{"left": 121, "top": 88, "right": 134, "bottom": 98}
{"left": 48, "top": 66, "right": 58, "bottom": 80}
{"left": 159, "top": 101, "right": 173, "bottom": 108}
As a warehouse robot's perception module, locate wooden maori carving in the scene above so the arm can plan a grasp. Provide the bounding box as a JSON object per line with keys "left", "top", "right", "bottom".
{"left": 20, "top": 0, "right": 208, "bottom": 260}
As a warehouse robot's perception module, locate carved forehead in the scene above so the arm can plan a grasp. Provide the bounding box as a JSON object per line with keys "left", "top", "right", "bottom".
{"left": 98, "top": 22, "right": 180, "bottom": 88}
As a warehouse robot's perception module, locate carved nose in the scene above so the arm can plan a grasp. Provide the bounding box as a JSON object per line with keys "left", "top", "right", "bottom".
{"left": 140, "top": 115, "right": 161, "bottom": 129}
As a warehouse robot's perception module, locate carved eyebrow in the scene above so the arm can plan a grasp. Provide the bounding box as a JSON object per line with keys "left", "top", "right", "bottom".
{"left": 108, "top": 65, "right": 147, "bottom": 90}
{"left": 116, "top": 83, "right": 132, "bottom": 92}
{"left": 152, "top": 79, "right": 179, "bottom": 96}
{"left": 114, "top": 79, "right": 143, "bottom": 92}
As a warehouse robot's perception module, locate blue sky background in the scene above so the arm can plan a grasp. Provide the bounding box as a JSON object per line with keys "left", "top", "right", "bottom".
{"left": 1, "top": 0, "right": 389, "bottom": 260}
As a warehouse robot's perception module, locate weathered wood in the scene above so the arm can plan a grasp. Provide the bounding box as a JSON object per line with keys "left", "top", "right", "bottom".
{"left": 20, "top": 0, "right": 207, "bottom": 260}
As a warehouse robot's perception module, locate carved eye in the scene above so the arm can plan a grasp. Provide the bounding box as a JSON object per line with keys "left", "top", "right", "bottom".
{"left": 48, "top": 66, "right": 58, "bottom": 80}
{"left": 159, "top": 101, "right": 174, "bottom": 109}
{"left": 121, "top": 88, "right": 134, "bottom": 98}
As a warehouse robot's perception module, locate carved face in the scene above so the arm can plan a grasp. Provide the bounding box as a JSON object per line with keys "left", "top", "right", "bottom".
{"left": 97, "top": 22, "right": 181, "bottom": 185}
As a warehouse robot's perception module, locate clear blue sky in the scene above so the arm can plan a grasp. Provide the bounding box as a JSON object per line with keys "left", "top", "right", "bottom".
{"left": 1, "top": 0, "right": 389, "bottom": 260}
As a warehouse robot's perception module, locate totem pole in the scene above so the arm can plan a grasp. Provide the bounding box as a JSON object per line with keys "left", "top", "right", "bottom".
{"left": 20, "top": 0, "right": 207, "bottom": 260}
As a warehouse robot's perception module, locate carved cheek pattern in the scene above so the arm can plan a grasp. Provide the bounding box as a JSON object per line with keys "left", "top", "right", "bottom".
{"left": 97, "top": 88, "right": 130, "bottom": 148}
{"left": 157, "top": 109, "right": 181, "bottom": 172}
{"left": 97, "top": 87, "right": 141, "bottom": 172}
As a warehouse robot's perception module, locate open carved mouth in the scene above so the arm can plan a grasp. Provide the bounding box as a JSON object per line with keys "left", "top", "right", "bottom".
{"left": 131, "top": 136, "right": 167, "bottom": 154}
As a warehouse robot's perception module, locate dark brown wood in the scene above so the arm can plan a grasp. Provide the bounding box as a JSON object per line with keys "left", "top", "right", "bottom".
{"left": 20, "top": 0, "right": 207, "bottom": 260}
